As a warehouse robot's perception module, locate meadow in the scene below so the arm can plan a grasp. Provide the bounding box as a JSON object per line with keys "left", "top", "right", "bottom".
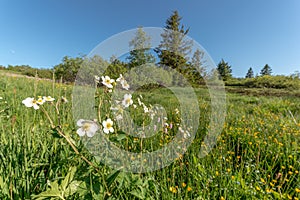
{"left": 0, "top": 74, "right": 299, "bottom": 199}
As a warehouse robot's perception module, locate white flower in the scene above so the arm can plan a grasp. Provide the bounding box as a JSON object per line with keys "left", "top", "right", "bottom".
{"left": 121, "top": 80, "right": 130, "bottom": 90}
{"left": 116, "top": 114, "right": 123, "bottom": 120}
{"left": 116, "top": 74, "right": 130, "bottom": 90}
{"left": 95, "top": 75, "right": 100, "bottom": 82}
{"left": 43, "top": 96, "right": 55, "bottom": 102}
{"left": 184, "top": 131, "right": 191, "bottom": 139}
{"left": 101, "top": 76, "right": 115, "bottom": 88}
{"left": 137, "top": 97, "right": 142, "bottom": 106}
{"left": 116, "top": 74, "right": 125, "bottom": 82}
{"left": 22, "top": 97, "right": 40, "bottom": 110}
{"left": 102, "top": 118, "right": 114, "bottom": 134}
{"left": 61, "top": 96, "right": 68, "bottom": 103}
{"left": 122, "top": 94, "right": 133, "bottom": 108}
{"left": 143, "top": 105, "right": 149, "bottom": 113}
{"left": 76, "top": 119, "right": 99, "bottom": 137}
{"left": 0, "top": 97, "right": 3, "bottom": 100}
{"left": 179, "top": 127, "right": 190, "bottom": 139}
{"left": 110, "top": 104, "right": 123, "bottom": 112}
{"left": 37, "top": 96, "right": 45, "bottom": 105}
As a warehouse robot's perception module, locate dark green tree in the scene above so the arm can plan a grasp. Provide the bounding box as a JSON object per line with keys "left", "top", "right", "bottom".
{"left": 217, "top": 59, "right": 232, "bottom": 81}
{"left": 155, "top": 10, "right": 193, "bottom": 73}
{"left": 54, "top": 56, "right": 84, "bottom": 82}
{"left": 260, "top": 64, "right": 272, "bottom": 76}
{"left": 106, "top": 56, "right": 128, "bottom": 79}
{"left": 127, "top": 27, "right": 155, "bottom": 68}
{"left": 245, "top": 67, "right": 254, "bottom": 78}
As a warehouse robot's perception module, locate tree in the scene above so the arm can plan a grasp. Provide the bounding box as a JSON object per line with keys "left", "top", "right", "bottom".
{"left": 106, "top": 56, "right": 128, "bottom": 79}
{"left": 245, "top": 67, "right": 254, "bottom": 78}
{"left": 217, "top": 59, "right": 232, "bottom": 81}
{"left": 185, "top": 49, "right": 206, "bottom": 85}
{"left": 191, "top": 49, "right": 206, "bottom": 76}
{"left": 260, "top": 64, "right": 272, "bottom": 76}
{"left": 54, "top": 56, "right": 84, "bottom": 82}
{"left": 155, "top": 10, "right": 193, "bottom": 72}
{"left": 127, "top": 27, "right": 155, "bottom": 68}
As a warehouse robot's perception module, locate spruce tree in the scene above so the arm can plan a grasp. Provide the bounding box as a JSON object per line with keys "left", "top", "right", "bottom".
{"left": 217, "top": 59, "right": 232, "bottom": 81}
{"left": 245, "top": 67, "right": 254, "bottom": 78}
{"left": 260, "top": 64, "right": 272, "bottom": 76}
{"left": 156, "top": 10, "right": 193, "bottom": 72}
{"left": 127, "top": 27, "right": 155, "bottom": 68}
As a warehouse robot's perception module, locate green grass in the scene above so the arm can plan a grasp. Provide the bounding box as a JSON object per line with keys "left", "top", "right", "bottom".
{"left": 0, "top": 74, "right": 299, "bottom": 199}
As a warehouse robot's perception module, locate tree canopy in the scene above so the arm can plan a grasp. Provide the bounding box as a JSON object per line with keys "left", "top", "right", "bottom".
{"left": 260, "top": 64, "right": 272, "bottom": 76}
{"left": 217, "top": 59, "right": 232, "bottom": 81}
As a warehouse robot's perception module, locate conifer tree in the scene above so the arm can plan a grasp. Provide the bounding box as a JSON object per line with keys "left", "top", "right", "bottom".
{"left": 156, "top": 10, "right": 193, "bottom": 73}
{"left": 127, "top": 27, "right": 155, "bottom": 68}
{"left": 260, "top": 64, "right": 272, "bottom": 76}
{"left": 245, "top": 67, "right": 254, "bottom": 78}
{"left": 217, "top": 59, "right": 232, "bottom": 81}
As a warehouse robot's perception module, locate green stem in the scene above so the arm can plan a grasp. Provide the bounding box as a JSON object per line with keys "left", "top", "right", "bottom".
{"left": 40, "top": 106, "right": 100, "bottom": 172}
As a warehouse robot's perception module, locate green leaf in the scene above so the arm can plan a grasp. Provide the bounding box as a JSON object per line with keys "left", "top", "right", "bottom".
{"left": 31, "top": 180, "right": 61, "bottom": 199}
{"left": 116, "top": 134, "right": 127, "bottom": 141}
{"left": 51, "top": 128, "right": 63, "bottom": 138}
{"left": 65, "top": 180, "right": 84, "bottom": 197}
{"left": 129, "top": 189, "right": 145, "bottom": 199}
{"left": 61, "top": 166, "right": 77, "bottom": 191}
{"left": 106, "top": 170, "right": 121, "bottom": 188}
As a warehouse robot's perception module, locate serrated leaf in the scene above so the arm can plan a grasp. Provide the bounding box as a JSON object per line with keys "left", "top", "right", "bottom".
{"left": 65, "top": 180, "right": 83, "bottom": 197}
{"left": 31, "top": 187, "right": 61, "bottom": 199}
{"left": 61, "top": 166, "right": 77, "bottom": 191}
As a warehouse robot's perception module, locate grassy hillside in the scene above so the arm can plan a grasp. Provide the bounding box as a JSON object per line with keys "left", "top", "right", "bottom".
{"left": 0, "top": 74, "right": 299, "bottom": 199}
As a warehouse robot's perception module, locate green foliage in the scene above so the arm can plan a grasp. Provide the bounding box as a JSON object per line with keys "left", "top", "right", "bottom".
{"left": 54, "top": 56, "right": 84, "bottom": 83}
{"left": 124, "top": 63, "right": 173, "bottom": 90}
{"left": 4, "top": 64, "right": 53, "bottom": 79}
{"left": 184, "top": 49, "right": 207, "bottom": 85}
{"left": 217, "top": 59, "right": 232, "bottom": 81}
{"left": 127, "top": 27, "right": 155, "bottom": 68}
{"left": 0, "top": 75, "right": 300, "bottom": 199}
{"left": 104, "top": 57, "right": 127, "bottom": 80}
{"left": 260, "top": 64, "right": 272, "bottom": 76}
{"left": 156, "top": 10, "right": 193, "bottom": 76}
{"left": 32, "top": 167, "right": 87, "bottom": 199}
{"left": 76, "top": 55, "right": 110, "bottom": 85}
{"left": 226, "top": 75, "right": 300, "bottom": 89}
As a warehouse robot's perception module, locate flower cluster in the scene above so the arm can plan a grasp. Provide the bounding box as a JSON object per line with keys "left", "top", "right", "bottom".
{"left": 76, "top": 74, "right": 133, "bottom": 138}
{"left": 22, "top": 96, "right": 55, "bottom": 110}
{"left": 95, "top": 74, "right": 130, "bottom": 91}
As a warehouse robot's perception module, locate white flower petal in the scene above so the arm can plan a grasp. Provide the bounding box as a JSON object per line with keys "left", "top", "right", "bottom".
{"left": 22, "top": 97, "right": 34, "bottom": 107}
{"left": 86, "top": 130, "right": 96, "bottom": 137}
{"left": 90, "top": 123, "right": 99, "bottom": 132}
{"left": 103, "top": 128, "right": 109, "bottom": 134}
{"left": 76, "top": 119, "right": 85, "bottom": 127}
{"left": 109, "top": 127, "right": 114, "bottom": 133}
{"left": 33, "top": 104, "right": 40, "bottom": 110}
{"left": 76, "top": 128, "right": 86, "bottom": 136}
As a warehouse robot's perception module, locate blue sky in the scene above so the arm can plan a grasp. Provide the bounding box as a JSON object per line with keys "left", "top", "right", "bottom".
{"left": 0, "top": 0, "right": 299, "bottom": 77}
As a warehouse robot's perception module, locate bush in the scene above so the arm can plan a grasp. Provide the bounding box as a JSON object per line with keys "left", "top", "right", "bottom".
{"left": 226, "top": 76, "right": 300, "bottom": 90}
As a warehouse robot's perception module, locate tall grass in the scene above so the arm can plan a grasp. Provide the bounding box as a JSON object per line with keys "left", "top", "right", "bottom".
{"left": 0, "top": 75, "right": 299, "bottom": 199}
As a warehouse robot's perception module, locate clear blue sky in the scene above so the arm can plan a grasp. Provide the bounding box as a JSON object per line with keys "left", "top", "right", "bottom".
{"left": 0, "top": 0, "right": 299, "bottom": 77}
